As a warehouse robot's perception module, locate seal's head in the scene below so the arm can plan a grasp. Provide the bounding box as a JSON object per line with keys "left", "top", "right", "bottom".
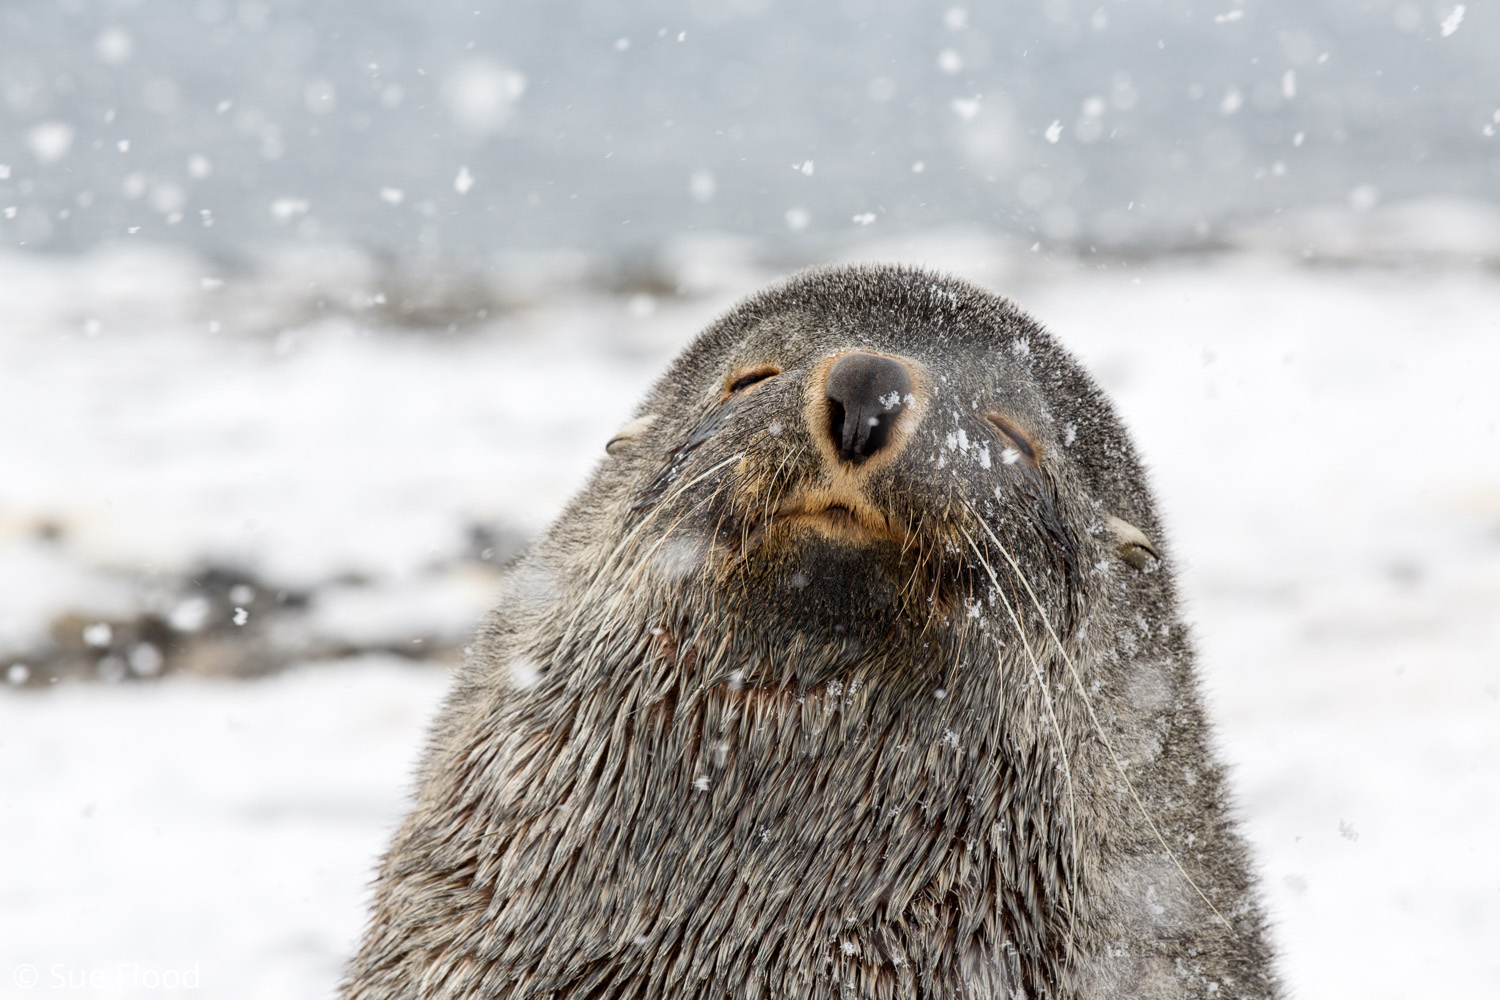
{"left": 545, "top": 264, "right": 1164, "bottom": 692}
{"left": 346, "top": 265, "right": 1280, "bottom": 1000}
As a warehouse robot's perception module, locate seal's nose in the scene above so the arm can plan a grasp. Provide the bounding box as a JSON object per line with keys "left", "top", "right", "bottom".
{"left": 824, "top": 352, "right": 912, "bottom": 464}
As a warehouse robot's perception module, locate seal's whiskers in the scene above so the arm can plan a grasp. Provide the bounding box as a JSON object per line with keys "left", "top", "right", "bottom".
{"left": 968, "top": 510, "right": 1231, "bottom": 930}
{"left": 958, "top": 524, "right": 1081, "bottom": 961}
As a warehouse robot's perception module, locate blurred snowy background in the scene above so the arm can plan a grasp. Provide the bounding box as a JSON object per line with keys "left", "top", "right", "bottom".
{"left": 2, "top": 2, "right": 1498, "bottom": 998}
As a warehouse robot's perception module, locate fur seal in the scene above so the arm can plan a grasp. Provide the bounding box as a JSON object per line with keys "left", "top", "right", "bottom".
{"left": 343, "top": 265, "right": 1280, "bottom": 999}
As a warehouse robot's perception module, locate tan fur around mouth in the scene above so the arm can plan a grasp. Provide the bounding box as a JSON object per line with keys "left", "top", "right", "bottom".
{"left": 769, "top": 491, "right": 907, "bottom": 547}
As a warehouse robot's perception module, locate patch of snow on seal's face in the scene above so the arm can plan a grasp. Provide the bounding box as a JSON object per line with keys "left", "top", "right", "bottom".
{"left": 652, "top": 535, "right": 705, "bottom": 581}
{"left": 508, "top": 657, "right": 541, "bottom": 689}
{"left": 1122, "top": 855, "right": 1195, "bottom": 935}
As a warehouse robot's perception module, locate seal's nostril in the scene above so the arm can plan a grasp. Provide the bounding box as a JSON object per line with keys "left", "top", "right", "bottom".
{"left": 826, "top": 398, "right": 849, "bottom": 454}
{"left": 824, "top": 352, "right": 912, "bottom": 464}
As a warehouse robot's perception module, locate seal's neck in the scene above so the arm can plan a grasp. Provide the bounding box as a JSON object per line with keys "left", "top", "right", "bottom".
{"left": 432, "top": 619, "right": 1081, "bottom": 999}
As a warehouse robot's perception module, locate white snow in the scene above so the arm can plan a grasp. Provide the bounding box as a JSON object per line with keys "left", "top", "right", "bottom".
{"left": 688, "top": 169, "right": 717, "bottom": 203}
{"left": 952, "top": 98, "right": 981, "bottom": 121}
{"left": 24, "top": 121, "right": 75, "bottom": 164}
{"left": 1441, "top": 5, "right": 1466, "bottom": 37}
{"left": 95, "top": 28, "right": 134, "bottom": 67}
{"left": 440, "top": 60, "right": 526, "bottom": 134}
{"left": 0, "top": 657, "right": 447, "bottom": 998}
{"left": 269, "top": 198, "right": 309, "bottom": 222}
{"left": 507, "top": 657, "right": 541, "bottom": 690}
{"left": 2, "top": 232, "right": 1498, "bottom": 997}
{"left": 1018, "top": 254, "right": 1500, "bottom": 1000}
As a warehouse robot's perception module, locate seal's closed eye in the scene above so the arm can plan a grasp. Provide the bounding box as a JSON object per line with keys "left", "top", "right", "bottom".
{"left": 985, "top": 412, "right": 1040, "bottom": 465}
{"left": 726, "top": 367, "right": 781, "bottom": 394}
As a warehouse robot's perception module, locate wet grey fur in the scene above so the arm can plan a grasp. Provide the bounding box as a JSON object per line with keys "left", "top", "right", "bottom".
{"left": 343, "top": 265, "right": 1280, "bottom": 999}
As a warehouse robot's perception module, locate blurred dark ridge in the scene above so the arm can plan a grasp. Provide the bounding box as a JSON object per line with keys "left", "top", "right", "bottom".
{"left": 3, "top": 520, "right": 531, "bottom": 687}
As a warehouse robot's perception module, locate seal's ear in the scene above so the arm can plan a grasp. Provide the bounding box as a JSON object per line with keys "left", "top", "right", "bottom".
{"left": 606, "top": 414, "right": 659, "bottom": 455}
{"left": 1105, "top": 514, "right": 1160, "bottom": 570}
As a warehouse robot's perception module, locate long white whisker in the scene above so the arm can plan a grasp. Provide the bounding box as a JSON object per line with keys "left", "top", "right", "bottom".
{"left": 554, "top": 450, "right": 748, "bottom": 653}
{"left": 971, "top": 511, "right": 1232, "bottom": 930}
{"left": 958, "top": 525, "right": 1080, "bottom": 962}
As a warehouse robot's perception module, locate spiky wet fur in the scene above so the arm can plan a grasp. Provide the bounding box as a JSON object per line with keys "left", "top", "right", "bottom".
{"left": 343, "top": 266, "right": 1280, "bottom": 1000}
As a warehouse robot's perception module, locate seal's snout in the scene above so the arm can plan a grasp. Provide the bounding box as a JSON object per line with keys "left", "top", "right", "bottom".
{"left": 822, "top": 352, "right": 913, "bottom": 465}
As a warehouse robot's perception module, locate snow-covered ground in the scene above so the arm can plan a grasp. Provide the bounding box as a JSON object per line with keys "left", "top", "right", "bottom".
{"left": 1, "top": 237, "right": 1497, "bottom": 998}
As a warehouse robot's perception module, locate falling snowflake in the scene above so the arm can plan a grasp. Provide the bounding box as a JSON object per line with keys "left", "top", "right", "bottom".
{"left": 509, "top": 658, "right": 541, "bottom": 689}
{"left": 1440, "top": 5, "right": 1465, "bottom": 36}
{"left": 952, "top": 97, "right": 981, "bottom": 121}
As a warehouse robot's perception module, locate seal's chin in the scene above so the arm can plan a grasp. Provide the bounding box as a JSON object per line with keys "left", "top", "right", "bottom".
{"left": 734, "top": 527, "right": 908, "bottom": 634}
{"left": 717, "top": 497, "right": 944, "bottom": 652}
